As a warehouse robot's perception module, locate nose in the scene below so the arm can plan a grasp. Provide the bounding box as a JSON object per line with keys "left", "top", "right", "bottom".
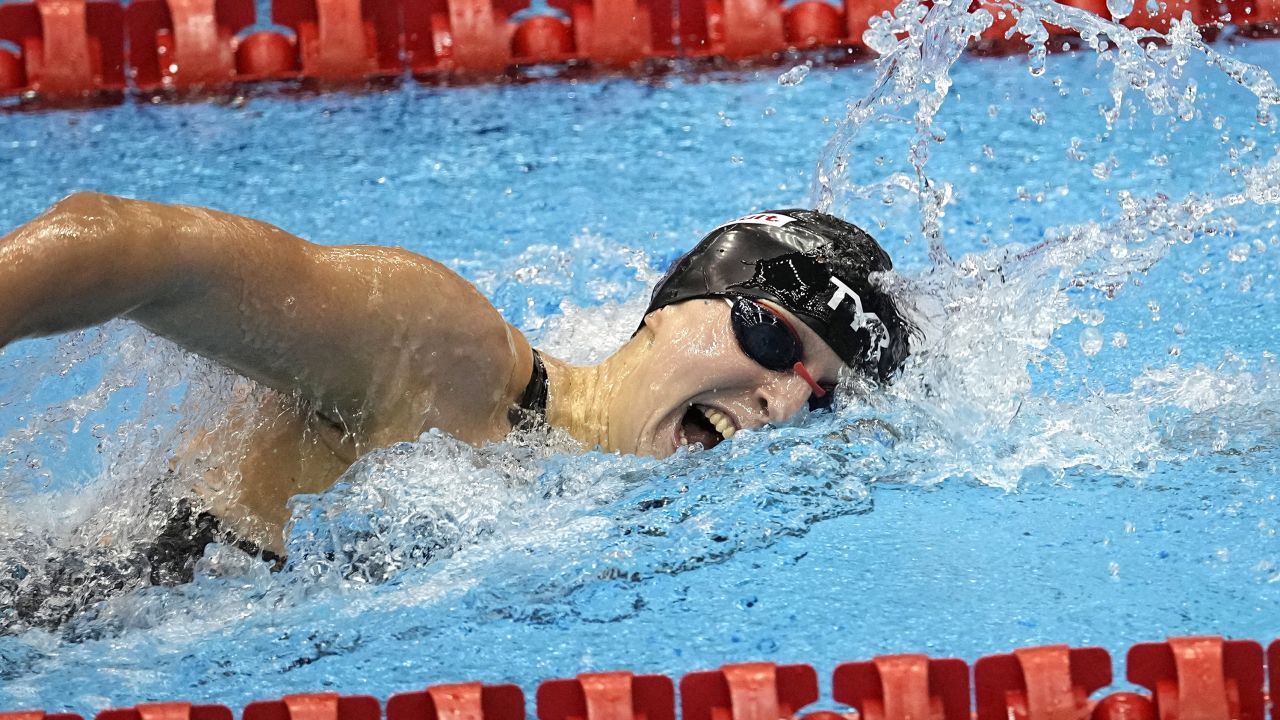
{"left": 755, "top": 372, "right": 813, "bottom": 424}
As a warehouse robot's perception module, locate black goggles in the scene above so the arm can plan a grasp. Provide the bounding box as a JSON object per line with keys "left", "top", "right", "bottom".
{"left": 727, "top": 297, "right": 836, "bottom": 411}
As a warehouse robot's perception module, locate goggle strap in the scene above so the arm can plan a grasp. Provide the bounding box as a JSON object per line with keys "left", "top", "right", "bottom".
{"left": 791, "top": 361, "right": 827, "bottom": 397}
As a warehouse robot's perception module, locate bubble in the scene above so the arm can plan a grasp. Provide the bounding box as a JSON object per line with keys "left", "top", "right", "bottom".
{"left": 1080, "top": 328, "right": 1104, "bottom": 356}
{"left": 1066, "top": 138, "right": 1086, "bottom": 161}
{"left": 1112, "top": 332, "right": 1129, "bottom": 348}
{"left": 1079, "top": 310, "right": 1106, "bottom": 326}
{"left": 1029, "top": 108, "right": 1047, "bottom": 125}
{"left": 1229, "top": 243, "right": 1250, "bottom": 262}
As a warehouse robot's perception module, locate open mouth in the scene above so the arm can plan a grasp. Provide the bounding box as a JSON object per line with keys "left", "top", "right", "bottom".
{"left": 677, "top": 404, "right": 738, "bottom": 450}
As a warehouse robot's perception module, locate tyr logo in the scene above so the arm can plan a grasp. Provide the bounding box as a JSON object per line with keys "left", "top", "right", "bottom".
{"left": 826, "top": 277, "right": 890, "bottom": 357}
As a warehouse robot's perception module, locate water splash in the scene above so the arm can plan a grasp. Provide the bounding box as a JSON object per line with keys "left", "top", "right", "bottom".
{"left": 0, "top": 0, "right": 1279, "bottom": 703}
{"left": 806, "top": 0, "right": 1280, "bottom": 489}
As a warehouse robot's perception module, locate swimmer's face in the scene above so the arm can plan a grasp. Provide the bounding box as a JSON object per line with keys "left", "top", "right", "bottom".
{"left": 609, "top": 298, "right": 844, "bottom": 458}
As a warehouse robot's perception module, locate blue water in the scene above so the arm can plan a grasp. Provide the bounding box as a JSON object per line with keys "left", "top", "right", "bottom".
{"left": 1, "top": 27, "right": 1279, "bottom": 714}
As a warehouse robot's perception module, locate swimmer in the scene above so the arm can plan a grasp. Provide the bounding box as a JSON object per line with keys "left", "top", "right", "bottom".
{"left": 0, "top": 193, "right": 912, "bottom": 612}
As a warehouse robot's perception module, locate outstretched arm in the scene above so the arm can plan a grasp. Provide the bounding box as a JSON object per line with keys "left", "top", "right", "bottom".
{"left": 0, "top": 192, "right": 530, "bottom": 441}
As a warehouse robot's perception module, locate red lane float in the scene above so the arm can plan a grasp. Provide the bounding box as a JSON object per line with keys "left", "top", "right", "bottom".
{"left": 97, "top": 704, "right": 233, "bottom": 720}
{"left": 125, "top": 0, "right": 255, "bottom": 90}
{"left": 972, "top": 0, "right": 1113, "bottom": 53}
{"left": 539, "top": 672, "right": 675, "bottom": 720}
{"left": 681, "top": 663, "right": 818, "bottom": 720}
{"left": 510, "top": 16, "right": 575, "bottom": 65}
{"left": 833, "top": 654, "right": 969, "bottom": 720}
{"left": 235, "top": 31, "right": 299, "bottom": 79}
{"left": 974, "top": 645, "right": 1111, "bottom": 720}
{"left": 243, "top": 694, "right": 379, "bottom": 720}
{"left": 548, "top": 0, "right": 675, "bottom": 67}
{"left": 403, "top": 0, "right": 522, "bottom": 75}
{"left": 0, "top": 0, "right": 124, "bottom": 99}
{"left": 1272, "top": 641, "right": 1280, "bottom": 720}
{"left": 1120, "top": 0, "right": 1216, "bottom": 35}
{"left": 388, "top": 682, "right": 524, "bottom": 720}
{"left": 678, "top": 0, "right": 788, "bottom": 60}
{"left": 0, "top": 0, "right": 1276, "bottom": 99}
{"left": 1128, "top": 637, "right": 1265, "bottom": 720}
{"left": 1232, "top": 0, "right": 1280, "bottom": 34}
{"left": 8, "top": 637, "right": 1280, "bottom": 720}
{"left": 271, "top": 0, "right": 399, "bottom": 81}
{"left": 784, "top": 2, "right": 844, "bottom": 49}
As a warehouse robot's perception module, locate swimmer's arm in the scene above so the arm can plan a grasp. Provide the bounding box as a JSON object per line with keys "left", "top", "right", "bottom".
{"left": 0, "top": 192, "right": 527, "bottom": 434}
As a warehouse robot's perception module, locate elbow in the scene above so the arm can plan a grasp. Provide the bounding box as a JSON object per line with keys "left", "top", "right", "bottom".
{"left": 37, "top": 192, "right": 151, "bottom": 251}
{"left": 47, "top": 191, "right": 119, "bottom": 223}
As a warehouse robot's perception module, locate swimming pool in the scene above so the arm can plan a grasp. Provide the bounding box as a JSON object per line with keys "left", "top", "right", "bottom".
{"left": 1, "top": 1, "right": 1279, "bottom": 713}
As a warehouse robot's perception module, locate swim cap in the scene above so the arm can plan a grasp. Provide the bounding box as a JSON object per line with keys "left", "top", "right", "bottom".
{"left": 644, "top": 209, "right": 912, "bottom": 382}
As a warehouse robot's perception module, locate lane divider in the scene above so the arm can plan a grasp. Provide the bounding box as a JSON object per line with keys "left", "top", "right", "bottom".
{"left": 4, "top": 636, "right": 1280, "bottom": 720}
{"left": 0, "top": 0, "right": 1277, "bottom": 102}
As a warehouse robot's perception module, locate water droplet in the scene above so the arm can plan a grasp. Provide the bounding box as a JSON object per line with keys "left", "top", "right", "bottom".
{"left": 730, "top": 155, "right": 744, "bottom": 165}
{"left": 778, "top": 64, "right": 810, "bottom": 86}
{"left": 1029, "top": 107, "right": 1047, "bottom": 125}
{"left": 1107, "top": 0, "right": 1133, "bottom": 18}
{"left": 1229, "top": 242, "right": 1250, "bottom": 262}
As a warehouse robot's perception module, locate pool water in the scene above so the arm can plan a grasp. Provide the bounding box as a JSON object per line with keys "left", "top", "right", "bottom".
{"left": 1, "top": 3, "right": 1279, "bottom": 713}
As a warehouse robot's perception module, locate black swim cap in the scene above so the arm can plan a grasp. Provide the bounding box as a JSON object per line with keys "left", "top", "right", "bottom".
{"left": 644, "top": 209, "right": 912, "bottom": 382}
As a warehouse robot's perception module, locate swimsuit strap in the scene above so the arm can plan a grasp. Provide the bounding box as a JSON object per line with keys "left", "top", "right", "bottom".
{"left": 509, "top": 348, "right": 549, "bottom": 431}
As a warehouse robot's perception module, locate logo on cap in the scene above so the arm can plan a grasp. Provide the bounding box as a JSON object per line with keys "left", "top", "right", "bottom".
{"left": 827, "top": 277, "right": 890, "bottom": 361}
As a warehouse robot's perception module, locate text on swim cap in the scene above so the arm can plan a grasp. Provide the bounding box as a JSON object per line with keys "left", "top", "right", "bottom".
{"left": 827, "top": 277, "right": 890, "bottom": 356}
{"left": 710, "top": 213, "right": 798, "bottom": 234}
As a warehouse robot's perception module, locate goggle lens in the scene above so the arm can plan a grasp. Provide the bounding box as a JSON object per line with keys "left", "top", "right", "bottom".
{"left": 728, "top": 297, "right": 836, "bottom": 411}
{"left": 729, "top": 298, "right": 801, "bottom": 371}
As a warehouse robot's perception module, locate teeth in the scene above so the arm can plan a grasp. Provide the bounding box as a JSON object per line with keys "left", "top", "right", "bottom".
{"left": 701, "top": 407, "right": 737, "bottom": 439}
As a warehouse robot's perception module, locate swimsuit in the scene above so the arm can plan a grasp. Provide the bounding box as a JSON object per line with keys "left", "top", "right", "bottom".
{"left": 8, "top": 352, "right": 550, "bottom": 630}
{"left": 3, "top": 497, "right": 282, "bottom": 631}
{"left": 508, "top": 348, "right": 549, "bottom": 431}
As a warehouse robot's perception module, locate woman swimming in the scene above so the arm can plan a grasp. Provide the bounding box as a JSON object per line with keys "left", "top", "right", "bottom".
{"left": 0, "top": 193, "right": 913, "bottom": 600}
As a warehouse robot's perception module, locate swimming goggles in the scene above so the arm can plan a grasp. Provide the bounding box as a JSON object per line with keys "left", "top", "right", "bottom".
{"left": 727, "top": 297, "right": 835, "bottom": 411}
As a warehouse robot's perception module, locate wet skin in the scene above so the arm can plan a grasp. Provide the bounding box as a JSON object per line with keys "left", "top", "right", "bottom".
{"left": 0, "top": 193, "right": 840, "bottom": 553}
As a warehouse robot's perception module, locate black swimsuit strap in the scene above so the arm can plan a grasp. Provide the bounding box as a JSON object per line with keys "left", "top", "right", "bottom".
{"left": 509, "top": 348, "right": 549, "bottom": 430}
